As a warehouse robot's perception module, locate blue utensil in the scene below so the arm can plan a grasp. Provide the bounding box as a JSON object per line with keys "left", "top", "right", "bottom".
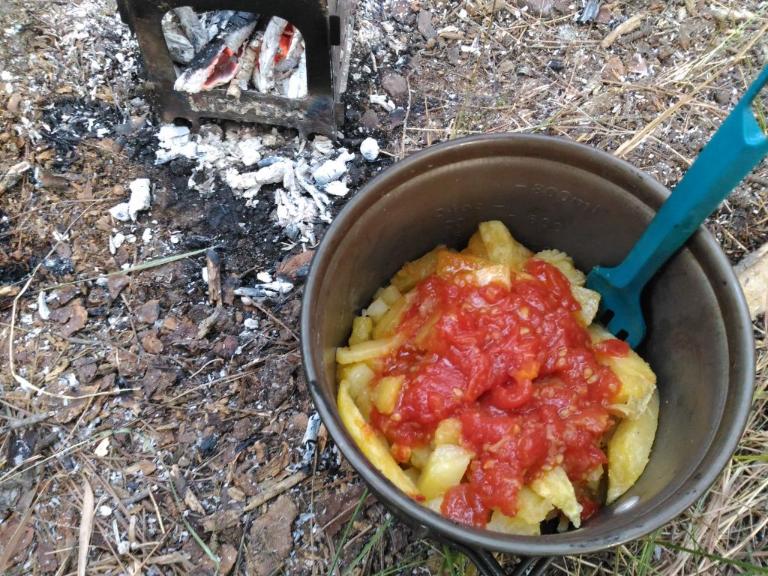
{"left": 587, "top": 65, "right": 768, "bottom": 348}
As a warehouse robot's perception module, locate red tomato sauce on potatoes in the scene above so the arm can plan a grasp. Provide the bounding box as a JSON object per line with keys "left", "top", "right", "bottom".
{"left": 368, "top": 257, "right": 628, "bottom": 527}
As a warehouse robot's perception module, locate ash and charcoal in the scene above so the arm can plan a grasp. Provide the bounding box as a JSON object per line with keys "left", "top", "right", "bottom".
{"left": 155, "top": 122, "right": 369, "bottom": 244}
{"left": 163, "top": 8, "right": 307, "bottom": 99}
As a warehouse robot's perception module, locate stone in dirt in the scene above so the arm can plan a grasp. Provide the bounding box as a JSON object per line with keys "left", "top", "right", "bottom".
{"left": 49, "top": 299, "right": 88, "bottom": 336}
{"left": 520, "top": 0, "right": 555, "bottom": 15}
{"left": 381, "top": 71, "right": 408, "bottom": 102}
{"left": 246, "top": 495, "right": 298, "bottom": 576}
{"left": 0, "top": 161, "right": 31, "bottom": 195}
{"left": 417, "top": 10, "right": 437, "bottom": 39}
{"left": 361, "top": 108, "right": 379, "bottom": 130}
{"left": 135, "top": 299, "right": 160, "bottom": 324}
{"left": 140, "top": 330, "right": 164, "bottom": 354}
{"left": 218, "top": 544, "right": 238, "bottom": 575}
{"left": 107, "top": 274, "right": 130, "bottom": 300}
{"left": 360, "top": 137, "right": 380, "bottom": 161}
{"left": 128, "top": 178, "right": 152, "bottom": 221}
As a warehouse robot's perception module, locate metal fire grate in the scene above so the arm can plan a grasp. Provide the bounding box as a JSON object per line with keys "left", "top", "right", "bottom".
{"left": 117, "top": 0, "right": 354, "bottom": 136}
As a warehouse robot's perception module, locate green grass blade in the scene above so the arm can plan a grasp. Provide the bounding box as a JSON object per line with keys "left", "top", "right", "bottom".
{"left": 327, "top": 489, "right": 368, "bottom": 576}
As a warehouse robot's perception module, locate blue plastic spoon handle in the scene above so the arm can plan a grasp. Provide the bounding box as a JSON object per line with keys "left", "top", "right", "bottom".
{"left": 608, "top": 65, "right": 768, "bottom": 291}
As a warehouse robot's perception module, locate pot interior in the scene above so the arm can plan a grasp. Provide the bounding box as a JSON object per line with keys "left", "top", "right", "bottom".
{"left": 301, "top": 135, "right": 754, "bottom": 555}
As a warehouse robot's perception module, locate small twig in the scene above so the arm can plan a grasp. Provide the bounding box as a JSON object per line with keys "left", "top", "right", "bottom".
{"left": 148, "top": 486, "right": 166, "bottom": 534}
{"left": 2, "top": 411, "right": 53, "bottom": 430}
{"left": 206, "top": 248, "right": 222, "bottom": 306}
{"left": 400, "top": 75, "right": 412, "bottom": 160}
{"left": 251, "top": 301, "right": 299, "bottom": 341}
{"left": 243, "top": 470, "right": 308, "bottom": 512}
{"left": 0, "top": 428, "right": 132, "bottom": 486}
{"left": 167, "top": 478, "right": 220, "bottom": 570}
{"left": 600, "top": 14, "right": 643, "bottom": 49}
{"left": 123, "top": 488, "right": 151, "bottom": 506}
{"left": 42, "top": 246, "right": 214, "bottom": 292}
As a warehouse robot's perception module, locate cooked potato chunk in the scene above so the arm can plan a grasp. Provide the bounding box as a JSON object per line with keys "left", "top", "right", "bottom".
{"left": 482, "top": 487, "right": 554, "bottom": 535}
{"left": 531, "top": 467, "right": 582, "bottom": 528}
{"left": 584, "top": 464, "right": 604, "bottom": 495}
{"left": 391, "top": 246, "right": 444, "bottom": 292}
{"left": 336, "top": 336, "right": 401, "bottom": 365}
{"left": 404, "top": 467, "right": 420, "bottom": 485}
{"left": 379, "top": 285, "right": 403, "bottom": 306}
{"left": 534, "top": 249, "right": 586, "bottom": 286}
{"left": 607, "top": 390, "right": 659, "bottom": 503}
{"left": 473, "top": 264, "right": 512, "bottom": 289}
{"left": 373, "top": 294, "right": 412, "bottom": 339}
{"left": 349, "top": 316, "right": 373, "bottom": 345}
{"left": 374, "top": 376, "right": 404, "bottom": 415}
{"left": 410, "top": 445, "right": 432, "bottom": 469}
{"left": 464, "top": 231, "right": 489, "bottom": 259}
{"left": 589, "top": 325, "right": 656, "bottom": 418}
{"left": 424, "top": 496, "right": 444, "bottom": 514}
{"left": 417, "top": 444, "right": 473, "bottom": 500}
{"left": 365, "top": 297, "right": 390, "bottom": 321}
{"left": 337, "top": 380, "right": 420, "bottom": 497}
{"left": 515, "top": 487, "right": 555, "bottom": 524}
{"left": 486, "top": 511, "right": 541, "bottom": 536}
{"left": 433, "top": 418, "right": 462, "bottom": 446}
{"left": 341, "top": 362, "right": 375, "bottom": 417}
{"left": 341, "top": 362, "right": 375, "bottom": 392}
{"left": 572, "top": 286, "right": 600, "bottom": 326}
{"left": 478, "top": 221, "right": 532, "bottom": 271}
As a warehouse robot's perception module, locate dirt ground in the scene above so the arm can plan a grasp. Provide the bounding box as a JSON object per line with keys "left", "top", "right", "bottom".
{"left": 0, "top": 0, "right": 767, "bottom": 574}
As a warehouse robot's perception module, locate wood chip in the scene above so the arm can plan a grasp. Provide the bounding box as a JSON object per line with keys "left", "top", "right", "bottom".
{"left": 243, "top": 470, "right": 308, "bottom": 512}
{"left": 125, "top": 460, "right": 157, "bottom": 476}
{"left": 206, "top": 249, "right": 223, "bottom": 306}
{"left": 78, "top": 478, "right": 95, "bottom": 576}
{"left": 709, "top": 6, "right": 756, "bottom": 21}
{"left": 149, "top": 552, "right": 193, "bottom": 568}
{"left": 107, "top": 274, "right": 130, "bottom": 300}
{"left": 0, "top": 488, "right": 36, "bottom": 572}
{"left": 735, "top": 242, "right": 768, "bottom": 319}
{"left": 184, "top": 487, "right": 206, "bottom": 515}
{"left": 601, "top": 14, "right": 644, "bottom": 49}
{"left": 94, "top": 437, "right": 110, "bottom": 457}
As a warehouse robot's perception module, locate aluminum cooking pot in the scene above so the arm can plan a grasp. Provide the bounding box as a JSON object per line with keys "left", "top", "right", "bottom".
{"left": 300, "top": 134, "right": 755, "bottom": 575}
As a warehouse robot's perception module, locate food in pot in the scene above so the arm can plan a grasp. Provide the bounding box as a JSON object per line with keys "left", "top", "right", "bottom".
{"left": 335, "top": 221, "right": 659, "bottom": 534}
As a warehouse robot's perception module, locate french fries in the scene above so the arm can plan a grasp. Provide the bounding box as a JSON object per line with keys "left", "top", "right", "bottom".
{"left": 391, "top": 245, "right": 444, "bottom": 292}
{"left": 336, "top": 220, "right": 659, "bottom": 534}
{"left": 417, "top": 444, "right": 474, "bottom": 500}
{"left": 531, "top": 467, "right": 583, "bottom": 528}
{"left": 336, "top": 336, "right": 401, "bottom": 365}
{"left": 478, "top": 220, "right": 532, "bottom": 271}
{"left": 338, "top": 380, "right": 420, "bottom": 497}
{"left": 588, "top": 325, "right": 656, "bottom": 418}
{"left": 374, "top": 376, "right": 404, "bottom": 415}
{"left": 607, "top": 390, "right": 660, "bottom": 503}
{"left": 534, "top": 249, "right": 586, "bottom": 286}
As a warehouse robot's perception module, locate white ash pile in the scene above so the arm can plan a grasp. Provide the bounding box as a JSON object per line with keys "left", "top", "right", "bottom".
{"left": 155, "top": 123, "right": 359, "bottom": 244}
{"left": 163, "top": 9, "right": 307, "bottom": 99}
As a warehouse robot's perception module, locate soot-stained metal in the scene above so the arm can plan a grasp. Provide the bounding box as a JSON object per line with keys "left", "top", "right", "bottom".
{"left": 117, "top": 0, "right": 355, "bottom": 136}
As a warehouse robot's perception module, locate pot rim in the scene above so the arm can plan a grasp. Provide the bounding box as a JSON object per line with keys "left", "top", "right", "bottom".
{"left": 300, "top": 133, "right": 755, "bottom": 555}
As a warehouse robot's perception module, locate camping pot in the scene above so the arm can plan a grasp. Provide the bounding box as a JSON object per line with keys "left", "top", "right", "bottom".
{"left": 300, "top": 134, "right": 755, "bottom": 575}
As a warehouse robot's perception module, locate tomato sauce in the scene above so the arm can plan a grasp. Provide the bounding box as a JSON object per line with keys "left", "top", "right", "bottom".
{"left": 369, "top": 256, "right": 627, "bottom": 527}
